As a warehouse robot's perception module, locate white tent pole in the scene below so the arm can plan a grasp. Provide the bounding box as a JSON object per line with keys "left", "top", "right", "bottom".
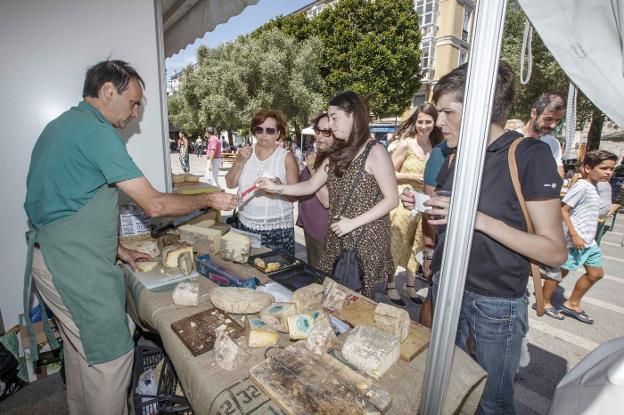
{"left": 419, "top": 1, "right": 508, "bottom": 413}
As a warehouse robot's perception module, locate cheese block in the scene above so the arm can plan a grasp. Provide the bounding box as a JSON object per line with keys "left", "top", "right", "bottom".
{"left": 259, "top": 303, "right": 297, "bottom": 332}
{"left": 161, "top": 243, "right": 193, "bottom": 268}
{"left": 291, "top": 283, "right": 324, "bottom": 313}
{"left": 214, "top": 329, "right": 249, "bottom": 371}
{"left": 178, "top": 224, "right": 221, "bottom": 254}
{"left": 287, "top": 313, "right": 315, "bottom": 340}
{"left": 374, "top": 303, "right": 410, "bottom": 342}
{"left": 187, "top": 217, "right": 215, "bottom": 229}
{"left": 177, "top": 251, "right": 195, "bottom": 275}
{"left": 209, "top": 287, "right": 274, "bottom": 314}
{"left": 172, "top": 174, "right": 186, "bottom": 184}
{"left": 322, "top": 281, "right": 349, "bottom": 311}
{"left": 341, "top": 326, "right": 400, "bottom": 379}
{"left": 246, "top": 317, "right": 269, "bottom": 330}
{"left": 120, "top": 239, "right": 159, "bottom": 258}
{"left": 185, "top": 173, "right": 201, "bottom": 183}
{"left": 172, "top": 281, "right": 200, "bottom": 306}
{"left": 219, "top": 232, "right": 251, "bottom": 263}
{"left": 309, "top": 308, "right": 327, "bottom": 323}
{"left": 305, "top": 317, "right": 336, "bottom": 356}
{"left": 248, "top": 327, "right": 279, "bottom": 348}
{"left": 136, "top": 261, "right": 158, "bottom": 273}
{"left": 157, "top": 233, "right": 181, "bottom": 254}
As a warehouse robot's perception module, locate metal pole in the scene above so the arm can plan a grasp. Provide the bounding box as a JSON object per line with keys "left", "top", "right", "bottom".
{"left": 419, "top": 1, "right": 508, "bottom": 413}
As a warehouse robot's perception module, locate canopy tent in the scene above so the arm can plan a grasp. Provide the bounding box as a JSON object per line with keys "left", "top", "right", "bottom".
{"left": 163, "top": 0, "right": 259, "bottom": 58}
{"left": 301, "top": 127, "right": 316, "bottom": 135}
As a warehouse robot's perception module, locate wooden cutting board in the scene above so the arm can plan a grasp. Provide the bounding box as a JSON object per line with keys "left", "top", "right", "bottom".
{"left": 335, "top": 296, "right": 430, "bottom": 362}
{"left": 170, "top": 308, "right": 244, "bottom": 356}
{"left": 249, "top": 343, "right": 392, "bottom": 415}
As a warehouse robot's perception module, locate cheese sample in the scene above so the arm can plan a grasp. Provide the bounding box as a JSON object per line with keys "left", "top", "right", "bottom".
{"left": 219, "top": 232, "right": 251, "bottom": 263}
{"left": 254, "top": 258, "right": 266, "bottom": 270}
{"left": 161, "top": 243, "right": 193, "bottom": 268}
{"left": 264, "top": 262, "right": 281, "bottom": 273}
{"left": 172, "top": 281, "right": 200, "bottom": 306}
{"left": 214, "top": 329, "right": 249, "bottom": 371}
{"left": 172, "top": 174, "right": 186, "bottom": 184}
{"left": 291, "top": 283, "right": 324, "bottom": 313}
{"left": 248, "top": 327, "right": 279, "bottom": 348}
{"left": 259, "top": 303, "right": 297, "bottom": 332}
{"left": 322, "top": 281, "right": 349, "bottom": 311}
{"left": 306, "top": 317, "right": 336, "bottom": 356}
{"left": 209, "top": 287, "right": 274, "bottom": 314}
{"left": 341, "top": 326, "right": 400, "bottom": 379}
{"left": 287, "top": 313, "right": 315, "bottom": 340}
{"left": 120, "top": 239, "right": 159, "bottom": 258}
{"left": 177, "top": 251, "right": 195, "bottom": 275}
{"left": 136, "top": 261, "right": 158, "bottom": 273}
{"left": 374, "top": 303, "right": 410, "bottom": 342}
{"left": 178, "top": 224, "right": 221, "bottom": 255}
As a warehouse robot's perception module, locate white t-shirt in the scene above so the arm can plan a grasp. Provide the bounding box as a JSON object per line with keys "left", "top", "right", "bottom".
{"left": 597, "top": 181, "right": 612, "bottom": 217}
{"left": 562, "top": 179, "right": 601, "bottom": 246}
{"left": 516, "top": 129, "right": 563, "bottom": 166}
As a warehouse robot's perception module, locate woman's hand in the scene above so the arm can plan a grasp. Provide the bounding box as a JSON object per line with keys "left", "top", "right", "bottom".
{"left": 235, "top": 145, "right": 253, "bottom": 165}
{"left": 255, "top": 177, "right": 282, "bottom": 193}
{"left": 400, "top": 187, "right": 416, "bottom": 210}
{"left": 117, "top": 245, "right": 152, "bottom": 272}
{"left": 305, "top": 152, "right": 317, "bottom": 173}
{"left": 424, "top": 195, "right": 451, "bottom": 225}
{"left": 330, "top": 216, "right": 357, "bottom": 237}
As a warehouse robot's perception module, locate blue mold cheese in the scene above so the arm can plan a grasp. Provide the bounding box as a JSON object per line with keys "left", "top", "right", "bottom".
{"left": 259, "top": 303, "right": 297, "bottom": 332}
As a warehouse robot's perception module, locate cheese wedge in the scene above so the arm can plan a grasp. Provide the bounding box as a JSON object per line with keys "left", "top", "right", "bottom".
{"left": 179, "top": 224, "right": 221, "bottom": 255}
{"left": 306, "top": 317, "right": 336, "bottom": 356}
{"left": 322, "top": 280, "right": 349, "bottom": 311}
{"left": 209, "top": 287, "right": 274, "bottom": 314}
{"left": 161, "top": 243, "right": 193, "bottom": 268}
{"left": 219, "top": 232, "right": 251, "bottom": 263}
{"left": 374, "top": 303, "right": 410, "bottom": 342}
{"left": 136, "top": 261, "right": 158, "bottom": 273}
{"left": 259, "top": 303, "right": 297, "bottom": 332}
{"left": 341, "top": 326, "right": 400, "bottom": 379}
{"left": 287, "top": 313, "right": 314, "bottom": 340}
{"left": 291, "top": 283, "right": 324, "bottom": 313}
{"left": 214, "top": 329, "right": 249, "bottom": 371}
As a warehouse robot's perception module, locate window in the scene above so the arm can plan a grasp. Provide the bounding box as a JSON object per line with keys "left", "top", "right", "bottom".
{"left": 416, "top": 0, "right": 437, "bottom": 70}
{"left": 421, "top": 39, "right": 435, "bottom": 70}
{"left": 462, "top": 7, "right": 472, "bottom": 42}
{"left": 459, "top": 47, "right": 468, "bottom": 65}
{"left": 415, "top": 0, "right": 437, "bottom": 29}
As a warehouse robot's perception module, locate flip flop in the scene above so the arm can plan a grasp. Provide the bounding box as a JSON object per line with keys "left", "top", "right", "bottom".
{"left": 532, "top": 303, "right": 564, "bottom": 320}
{"left": 560, "top": 305, "right": 594, "bottom": 324}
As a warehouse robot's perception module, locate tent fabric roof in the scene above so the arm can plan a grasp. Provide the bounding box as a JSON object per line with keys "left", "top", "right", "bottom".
{"left": 163, "top": 0, "right": 259, "bottom": 58}
{"left": 518, "top": 0, "right": 624, "bottom": 127}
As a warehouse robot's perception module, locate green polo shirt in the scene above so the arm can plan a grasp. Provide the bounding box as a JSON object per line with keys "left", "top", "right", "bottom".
{"left": 25, "top": 101, "right": 143, "bottom": 229}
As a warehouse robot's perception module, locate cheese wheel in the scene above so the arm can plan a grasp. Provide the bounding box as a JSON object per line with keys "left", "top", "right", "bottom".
{"left": 209, "top": 287, "right": 274, "bottom": 314}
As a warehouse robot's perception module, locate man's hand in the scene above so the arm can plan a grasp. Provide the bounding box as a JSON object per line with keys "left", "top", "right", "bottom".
{"left": 203, "top": 192, "right": 240, "bottom": 211}
{"left": 330, "top": 216, "right": 357, "bottom": 237}
{"left": 400, "top": 188, "right": 416, "bottom": 210}
{"left": 118, "top": 245, "right": 152, "bottom": 272}
{"left": 571, "top": 234, "right": 586, "bottom": 250}
{"left": 424, "top": 194, "right": 451, "bottom": 225}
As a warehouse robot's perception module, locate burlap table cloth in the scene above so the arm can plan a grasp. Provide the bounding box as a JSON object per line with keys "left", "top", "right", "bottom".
{"left": 126, "top": 250, "right": 486, "bottom": 414}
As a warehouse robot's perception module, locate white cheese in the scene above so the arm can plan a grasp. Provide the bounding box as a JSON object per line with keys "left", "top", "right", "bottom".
{"left": 374, "top": 303, "right": 410, "bottom": 342}
{"left": 259, "top": 303, "right": 297, "bottom": 332}
{"left": 291, "top": 283, "right": 324, "bottom": 313}
{"left": 209, "top": 287, "right": 274, "bottom": 314}
{"left": 341, "top": 326, "right": 400, "bottom": 379}
{"left": 161, "top": 243, "right": 193, "bottom": 268}
{"left": 171, "top": 281, "right": 200, "bottom": 306}
{"left": 219, "top": 232, "right": 251, "bottom": 263}
{"left": 178, "top": 224, "right": 221, "bottom": 255}
{"left": 287, "top": 313, "right": 314, "bottom": 340}
{"left": 322, "top": 280, "right": 349, "bottom": 311}
{"left": 305, "top": 317, "right": 336, "bottom": 356}
{"left": 136, "top": 261, "right": 158, "bottom": 273}
{"left": 248, "top": 327, "right": 279, "bottom": 348}
{"left": 214, "top": 329, "right": 249, "bottom": 371}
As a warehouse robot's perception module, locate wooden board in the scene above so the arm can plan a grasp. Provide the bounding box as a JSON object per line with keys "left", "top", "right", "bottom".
{"left": 171, "top": 308, "right": 244, "bottom": 356}
{"left": 335, "top": 296, "right": 430, "bottom": 362}
{"left": 249, "top": 343, "right": 391, "bottom": 415}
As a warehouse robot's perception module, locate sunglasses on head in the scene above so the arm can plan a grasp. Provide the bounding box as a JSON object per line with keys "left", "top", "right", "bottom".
{"left": 314, "top": 127, "right": 333, "bottom": 137}
{"left": 254, "top": 126, "right": 277, "bottom": 136}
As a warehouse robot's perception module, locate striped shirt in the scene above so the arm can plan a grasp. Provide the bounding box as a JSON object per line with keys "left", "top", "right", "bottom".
{"left": 562, "top": 179, "right": 600, "bottom": 246}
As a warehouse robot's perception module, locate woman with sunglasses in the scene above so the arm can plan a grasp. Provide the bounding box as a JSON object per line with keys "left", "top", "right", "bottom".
{"left": 296, "top": 113, "right": 334, "bottom": 267}
{"left": 225, "top": 109, "right": 299, "bottom": 254}
{"left": 257, "top": 92, "right": 398, "bottom": 298}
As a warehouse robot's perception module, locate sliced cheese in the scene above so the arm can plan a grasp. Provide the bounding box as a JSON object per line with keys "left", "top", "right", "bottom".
{"left": 287, "top": 313, "right": 314, "bottom": 340}
{"left": 374, "top": 303, "right": 410, "bottom": 342}
{"left": 136, "top": 261, "right": 158, "bottom": 273}
{"left": 322, "top": 280, "right": 349, "bottom": 311}
{"left": 341, "top": 326, "right": 400, "bottom": 379}
{"left": 259, "top": 303, "right": 297, "bottom": 332}
{"left": 161, "top": 243, "right": 193, "bottom": 268}
{"left": 248, "top": 327, "right": 279, "bottom": 348}
{"left": 209, "top": 287, "right": 274, "bottom": 314}
{"left": 214, "top": 329, "right": 249, "bottom": 371}
{"left": 178, "top": 224, "right": 221, "bottom": 255}
{"left": 305, "top": 317, "right": 336, "bottom": 356}
{"left": 291, "top": 283, "right": 324, "bottom": 313}
{"left": 172, "top": 281, "right": 200, "bottom": 306}
{"left": 219, "top": 232, "right": 251, "bottom": 263}
{"left": 177, "top": 251, "right": 195, "bottom": 275}
{"left": 120, "top": 239, "right": 159, "bottom": 258}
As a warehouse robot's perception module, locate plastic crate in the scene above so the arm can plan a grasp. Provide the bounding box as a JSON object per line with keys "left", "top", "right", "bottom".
{"left": 132, "top": 343, "right": 193, "bottom": 415}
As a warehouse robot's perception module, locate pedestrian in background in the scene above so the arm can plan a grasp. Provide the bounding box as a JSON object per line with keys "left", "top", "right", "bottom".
{"left": 178, "top": 131, "right": 189, "bottom": 174}
{"left": 204, "top": 127, "right": 221, "bottom": 187}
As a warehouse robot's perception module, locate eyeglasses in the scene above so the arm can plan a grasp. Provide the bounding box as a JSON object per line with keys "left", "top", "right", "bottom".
{"left": 314, "top": 128, "right": 333, "bottom": 137}
{"left": 254, "top": 126, "right": 277, "bottom": 136}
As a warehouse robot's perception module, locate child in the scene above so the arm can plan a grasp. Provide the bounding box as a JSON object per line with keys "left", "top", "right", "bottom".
{"left": 542, "top": 150, "right": 617, "bottom": 323}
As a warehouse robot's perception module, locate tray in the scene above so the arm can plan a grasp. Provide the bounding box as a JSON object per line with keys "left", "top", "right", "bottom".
{"left": 267, "top": 263, "right": 327, "bottom": 291}
{"left": 247, "top": 250, "right": 302, "bottom": 276}
{"left": 170, "top": 308, "right": 245, "bottom": 356}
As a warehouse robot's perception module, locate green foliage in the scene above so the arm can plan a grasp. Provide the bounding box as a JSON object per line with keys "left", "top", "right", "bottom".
{"left": 251, "top": 13, "right": 315, "bottom": 42}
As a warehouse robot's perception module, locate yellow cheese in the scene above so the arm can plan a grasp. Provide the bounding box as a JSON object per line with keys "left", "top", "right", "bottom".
{"left": 178, "top": 224, "right": 221, "bottom": 255}
{"left": 136, "top": 261, "right": 158, "bottom": 273}
{"left": 184, "top": 174, "right": 200, "bottom": 183}
{"left": 248, "top": 327, "right": 279, "bottom": 348}
{"left": 161, "top": 243, "right": 193, "bottom": 268}
{"left": 172, "top": 174, "right": 186, "bottom": 184}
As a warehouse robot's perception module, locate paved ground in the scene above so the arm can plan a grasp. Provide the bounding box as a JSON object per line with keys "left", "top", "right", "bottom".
{"left": 3, "top": 153, "right": 622, "bottom": 414}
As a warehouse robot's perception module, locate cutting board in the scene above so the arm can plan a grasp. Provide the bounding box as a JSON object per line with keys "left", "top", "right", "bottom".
{"left": 249, "top": 343, "right": 392, "bottom": 414}
{"left": 335, "top": 296, "right": 430, "bottom": 362}
{"left": 130, "top": 263, "right": 199, "bottom": 290}
{"left": 170, "top": 308, "right": 245, "bottom": 356}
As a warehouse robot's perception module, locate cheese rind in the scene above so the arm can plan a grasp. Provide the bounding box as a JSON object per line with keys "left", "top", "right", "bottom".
{"left": 172, "top": 281, "right": 200, "bottom": 306}
{"left": 209, "top": 287, "right": 274, "bottom": 314}
{"left": 120, "top": 239, "right": 159, "bottom": 258}
{"left": 259, "top": 303, "right": 297, "bottom": 332}
{"left": 178, "top": 224, "right": 221, "bottom": 255}
{"left": 287, "top": 313, "right": 314, "bottom": 340}
{"left": 177, "top": 251, "right": 195, "bottom": 275}
{"left": 219, "top": 232, "right": 251, "bottom": 263}
{"left": 322, "top": 281, "right": 349, "bottom": 311}
{"left": 248, "top": 327, "right": 279, "bottom": 348}
{"left": 374, "top": 303, "right": 410, "bottom": 342}
{"left": 291, "top": 283, "right": 324, "bottom": 313}
{"left": 341, "top": 326, "right": 400, "bottom": 379}
{"left": 161, "top": 243, "right": 193, "bottom": 268}
{"left": 305, "top": 317, "right": 336, "bottom": 356}
{"left": 214, "top": 329, "right": 249, "bottom": 371}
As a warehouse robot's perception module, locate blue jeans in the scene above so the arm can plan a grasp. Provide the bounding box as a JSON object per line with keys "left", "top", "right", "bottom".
{"left": 432, "top": 275, "right": 528, "bottom": 415}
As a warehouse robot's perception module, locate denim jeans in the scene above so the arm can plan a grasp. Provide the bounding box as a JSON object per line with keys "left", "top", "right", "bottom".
{"left": 432, "top": 274, "right": 528, "bottom": 415}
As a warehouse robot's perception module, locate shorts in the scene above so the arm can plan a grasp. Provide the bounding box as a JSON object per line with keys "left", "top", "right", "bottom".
{"left": 561, "top": 244, "right": 602, "bottom": 271}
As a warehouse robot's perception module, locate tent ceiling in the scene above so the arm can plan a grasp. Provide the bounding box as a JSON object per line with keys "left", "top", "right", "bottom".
{"left": 163, "top": 0, "right": 259, "bottom": 58}
{"left": 518, "top": 0, "right": 624, "bottom": 127}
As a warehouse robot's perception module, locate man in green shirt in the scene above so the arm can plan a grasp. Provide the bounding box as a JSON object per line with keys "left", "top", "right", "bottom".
{"left": 24, "top": 60, "right": 238, "bottom": 415}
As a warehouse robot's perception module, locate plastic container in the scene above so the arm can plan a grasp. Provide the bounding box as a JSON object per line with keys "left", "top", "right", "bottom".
{"left": 195, "top": 254, "right": 258, "bottom": 288}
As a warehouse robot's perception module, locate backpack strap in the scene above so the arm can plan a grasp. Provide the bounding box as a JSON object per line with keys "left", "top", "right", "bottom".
{"left": 508, "top": 137, "right": 545, "bottom": 317}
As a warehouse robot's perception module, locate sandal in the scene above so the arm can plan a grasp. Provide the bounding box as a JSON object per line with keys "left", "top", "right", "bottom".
{"left": 385, "top": 283, "right": 406, "bottom": 307}
{"left": 532, "top": 303, "right": 564, "bottom": 320}
{"left": 560, "top": 305, "right": 594, "bottom": 324}
{"left": 406, "top": 284, "right": 424, "bottom": 305}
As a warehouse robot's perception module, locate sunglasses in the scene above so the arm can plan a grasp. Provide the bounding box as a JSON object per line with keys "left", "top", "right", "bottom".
{"left": 314, "top": 128, "right": 333, "bottom": 137}
{"left": 254, "top": 126, "right": 278, "bottom": 136}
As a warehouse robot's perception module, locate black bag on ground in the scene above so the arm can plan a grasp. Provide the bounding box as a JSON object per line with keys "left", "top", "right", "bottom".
{"left": 332, "top": 249, "right": 362, "bottom": 292}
